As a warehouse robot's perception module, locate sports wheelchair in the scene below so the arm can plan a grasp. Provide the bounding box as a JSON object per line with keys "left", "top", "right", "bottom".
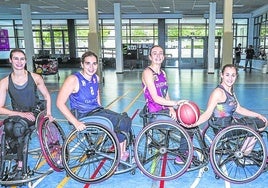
{"left": 0, "top": 110, "right": 65, "bottom": 187}
{"left": 61, "top": 115, "right": 136, "bottom": 184}
{"left": 134, "top": 106, "right": 268, "bottom": 184}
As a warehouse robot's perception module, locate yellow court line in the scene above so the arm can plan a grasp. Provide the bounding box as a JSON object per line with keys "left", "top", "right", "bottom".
{"left": 105, "top": 90, "right": 130, "bottom": 109}
{"left": 123, "top": 89, "right": 143, "bottom": 112}
{"left": 57, "top": 175, "right": 72, "bottom": 188}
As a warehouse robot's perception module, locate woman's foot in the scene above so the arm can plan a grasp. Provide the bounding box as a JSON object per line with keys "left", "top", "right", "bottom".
{"left": 121, "top": 151, "right": 129, "bottom": 161}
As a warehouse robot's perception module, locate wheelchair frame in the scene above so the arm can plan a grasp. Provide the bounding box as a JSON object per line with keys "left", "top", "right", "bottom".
{"left": 4, "top": 106, "right": 264, "bottom": 185}
{"left": 134, "top": 106, "right": 268, "bottom": 184}
{"left": 61, "top": 115, "right": 136, "bottom": 184}
{"left": 0, "top": 110, "right": 65, "bottom": 187}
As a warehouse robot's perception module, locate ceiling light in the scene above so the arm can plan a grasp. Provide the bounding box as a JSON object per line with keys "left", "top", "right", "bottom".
{"left": 233, "top": 4, "right": 244, "bottom": 8}
{"left": 194, "top": 5, "right": 209, "bottom": 8}
{"left": 121, "top": 5, "right": 135, "bottom": 8}
{"left": 38, "top": 6, "right": 59, "bottom": 9}
{"left": 160, "top": 7, "right": 170, "bottom": 9}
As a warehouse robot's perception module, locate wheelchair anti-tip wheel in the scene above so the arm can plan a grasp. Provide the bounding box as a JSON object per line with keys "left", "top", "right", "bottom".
{"left": 210, "top": 125, "right": 267, "bottom": 184}
{"left": 134, "top": 120, "right": 193, "bottom": 181}
{"left": 62, "top": 123, "right": 120, "bottom": 184}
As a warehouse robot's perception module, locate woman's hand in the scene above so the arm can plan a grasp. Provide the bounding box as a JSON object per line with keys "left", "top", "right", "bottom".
{"left": 257, "top": 114, "right": 267, "bottom": 123}
{"left": 45, "top": 114, "right": 54, "bottom": 122}
{"left": 177, "top": 100, "right": 188, "bottom": 106}
{"left": 169, "top": 108, "right": 177, "bottom": 120}
{"left": 19, "top": 112, "right": 36, "bottom": 122}
{"left": 75, "top": 121, "right": 86, "bottom": 131}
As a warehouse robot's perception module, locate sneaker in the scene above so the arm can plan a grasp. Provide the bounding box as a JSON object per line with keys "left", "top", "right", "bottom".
{"left": 174, "top": 156, "right": 184, "bottom": 165}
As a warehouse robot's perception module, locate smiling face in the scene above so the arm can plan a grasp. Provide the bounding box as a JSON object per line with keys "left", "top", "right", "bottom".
{"left": 9, "top": 51, "right": 27, "bottom": 70}
{"left": 81, "top": 55, "right": 98, "bottom": 77}
{"left": 220, "top": 66, "right": 237, "bottom": 87}
{"left": 149, "top": 46, "right": 165, "bottom": 65}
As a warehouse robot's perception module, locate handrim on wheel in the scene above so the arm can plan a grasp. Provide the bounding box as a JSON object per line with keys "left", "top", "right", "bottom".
{"left": 134, "top": 120, "right": 193, "bottom": 181}
{"left": 210, "top": 125, "right": 267, "bottom": 184}
{"left": 62, "top": 123, "right": 120, "bottom": 184}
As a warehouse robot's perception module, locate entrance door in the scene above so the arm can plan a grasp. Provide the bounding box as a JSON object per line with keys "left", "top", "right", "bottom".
{"left": 179, "top": 36, "right": 206, "bottom": 69}
{"left": 178, "top": 36, "right": 221, "bottom": 69}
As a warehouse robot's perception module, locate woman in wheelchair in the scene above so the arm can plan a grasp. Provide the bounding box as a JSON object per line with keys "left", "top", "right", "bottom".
{"left": 56, "top": 50, "right": 132, "bottom": 161}
{"left": 194, "top": 64, "right": 267, "bottom": 158}
{"left": 0, "top": 48, "right": 53, "bottom": 179}
{"left": 142, "top": 45, "right": 187, "bottom": 164}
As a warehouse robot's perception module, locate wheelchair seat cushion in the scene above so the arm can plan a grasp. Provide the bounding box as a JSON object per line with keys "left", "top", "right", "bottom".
{"left": 79, "top": 116, "right": 114, "bottom": 131}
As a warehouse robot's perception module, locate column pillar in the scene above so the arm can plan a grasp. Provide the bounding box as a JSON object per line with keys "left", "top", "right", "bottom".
{"left": 207, "top": 2, "right": 216, "bottom": 73}
{"left": 221, "top": 0, "right": 233, "bottom": 67}
{"left": 158, "top": 19, "right": 165, "bottom": 48}
{"left": 67, "top": 19, "right": 76, "bottom": 59}
{"left": 114, "top": 3, "right": 123, "bottom": 73}
{"left": 21, "top": 4, "right": 34, "bottom": 72}
{"left": 87, "top": 0, "right": 102, "bottom": 80}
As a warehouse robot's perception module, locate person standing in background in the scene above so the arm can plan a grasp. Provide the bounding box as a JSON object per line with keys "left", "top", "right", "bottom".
{"left": 244, "top": 45, "right": 255, "bottom": 73}
{"left": 258, "top": 47, "right": 266, "bottom": 60}
{"left": 234, "top": 43, "right": 242, "bottom": 68}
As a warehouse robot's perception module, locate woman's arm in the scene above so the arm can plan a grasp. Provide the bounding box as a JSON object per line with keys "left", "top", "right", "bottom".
{"left": 0, "top": 77, "right": 11, "bottom": 115}
{"left": 56, "top": 75, "right": 86, "bottom": 130}
{"left": 195, "top": 88, "right": 224, "bottom": 126}
{"left": 235, "top": 102, "right": 267, "bottom": 122}
{"left": 32, "top": 73, "right": 53, "bottom": 120}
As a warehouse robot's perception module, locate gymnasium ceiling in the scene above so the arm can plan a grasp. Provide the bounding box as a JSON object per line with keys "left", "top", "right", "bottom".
{"left": 0, "top": 0, "right": 267, "bottom": 17}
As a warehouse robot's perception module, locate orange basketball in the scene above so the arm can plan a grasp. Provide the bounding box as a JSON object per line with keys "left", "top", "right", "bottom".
{"left": 176, "top": 101, "right": 200, "bottom": 127}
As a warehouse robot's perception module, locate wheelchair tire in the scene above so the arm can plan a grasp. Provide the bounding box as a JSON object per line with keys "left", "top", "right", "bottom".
{"left": 38, "top": 118, "right": 65, "bottom": 172}
{"left": 134, "top": 120, "right": 193, "bottom": 181}
{"left": 62, "top": 123, "right": 120, "bottom": 184}
{"left": 210, "top": 125, "right": 267, "bottom": 184}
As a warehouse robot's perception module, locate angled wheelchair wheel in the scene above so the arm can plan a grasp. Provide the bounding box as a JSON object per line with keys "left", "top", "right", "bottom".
{"left": 62, "top": 123, "right": 120, "bottom": 184}
{"left": 0, "top": 127, "right": 53, "bottom": 186}
{"left": 38, "top": 118, "right": 65, "bottom": 172}
{"left": 134, "top": 120, "right": 193, "bottom": 181}
{"left": 210, "top": 125, "right": 267, "bottom": 184}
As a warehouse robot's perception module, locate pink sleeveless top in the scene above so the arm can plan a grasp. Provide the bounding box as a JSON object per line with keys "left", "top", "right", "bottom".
{"left": 142, "top": 67, "right": 168, "bottom": 112}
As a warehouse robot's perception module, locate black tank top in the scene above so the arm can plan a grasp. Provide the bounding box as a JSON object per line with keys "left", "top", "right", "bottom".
{"left": 8, "top": 72, "right": 39, "bottom": 112}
